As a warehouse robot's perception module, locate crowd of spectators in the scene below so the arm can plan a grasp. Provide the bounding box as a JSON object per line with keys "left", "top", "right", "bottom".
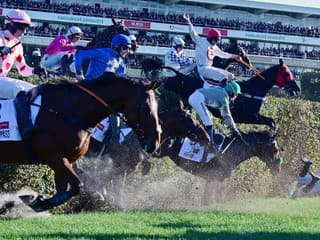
{"left": 19, "top": 22, "right": 320, "bottom": 61}
{"left": 1, "top": 0, "right": 320, "bottom": 38}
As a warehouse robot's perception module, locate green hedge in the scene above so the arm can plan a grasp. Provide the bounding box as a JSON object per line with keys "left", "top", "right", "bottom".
{"left": 1, "top": 71, "right": 320, "bottom": 210}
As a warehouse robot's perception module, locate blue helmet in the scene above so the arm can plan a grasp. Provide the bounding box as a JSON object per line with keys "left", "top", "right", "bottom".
{"left": 111, "top": 34, "right": 132, "bottom": 49}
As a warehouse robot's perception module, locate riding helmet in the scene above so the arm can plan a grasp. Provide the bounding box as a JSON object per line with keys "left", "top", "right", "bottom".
{"left": 5, "top": 9, "right": 34, "bottom": 26}
{"left": 224, "top": 81, "right": 241, "bottom": 96}
{"left": 172, "top": 36, "right": 185, "bottom": 48}
{"left": 207, "top": 28, "right": 221, "bottom": 43}
{"left": 67, "top": 26, "right": 83, "bottom": 37}
{"left": 111, "top": 34, "right": 132, "bottom": 49}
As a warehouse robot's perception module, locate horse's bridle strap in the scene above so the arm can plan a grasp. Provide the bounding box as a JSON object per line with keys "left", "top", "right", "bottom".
{"left": 75, "top": 84, "right": 109, "bottom": 109}
{"left": 240, "top": 93, "right": 266, "bottom": 101}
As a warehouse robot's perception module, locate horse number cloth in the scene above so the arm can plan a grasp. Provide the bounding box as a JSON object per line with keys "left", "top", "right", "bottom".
{"left": 178, "top": 137, "right": 207, "bottom": 162}
{"left": 0, "top": 96, "right": 41, "bottom": 141}
{"left": 91, "top": 117, "right": 132, "bottom": 144}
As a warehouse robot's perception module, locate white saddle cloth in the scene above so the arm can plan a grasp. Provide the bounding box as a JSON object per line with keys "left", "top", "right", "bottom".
{"left": 178, "top": 137, "right": 206, "bottom": 162}
{"left": 91, "top": 117, "right": 132, "bottom": 144}
{"left": 0, "top": 96, "right": 41, "bottom": 141}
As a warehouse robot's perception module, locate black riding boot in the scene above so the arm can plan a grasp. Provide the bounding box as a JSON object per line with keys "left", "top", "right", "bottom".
{"left": 15, "top": 91, "right": 33, "bottom": 141}
{"left": 205, "top": 125, "right": 218, "bottom": 152}
{"left": 109, "top": 115, "right": 121, "bottom": 145}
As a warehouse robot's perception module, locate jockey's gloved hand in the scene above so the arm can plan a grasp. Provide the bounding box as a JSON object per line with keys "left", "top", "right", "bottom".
{"left": 232, "top": 130, "right": 249, "bottom": 146}
{"left": 76, "top": 72, "right": 85, "bottom": 81}
{"left": 75, "top": 46, "right": 87, "bottom": 51}
{"left": 0, "top": 46, "right": 11, "bottom": 56}
{"left": 33, "top": 66, "right": 47, "bottom": 76}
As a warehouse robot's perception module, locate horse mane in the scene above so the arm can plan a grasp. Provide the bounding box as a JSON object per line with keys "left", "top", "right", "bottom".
{"left": 244, "top": 130, "right": 274, "bottom": 145}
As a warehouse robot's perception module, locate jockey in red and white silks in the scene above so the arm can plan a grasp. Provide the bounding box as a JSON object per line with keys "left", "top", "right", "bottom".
{"left": 42, "top": 26, "right": 83, "bottom": 73}
{"left": 183, "top": 13, "right": 240, "bottom": 88}
{"left": 0, "top": 9, "right": 37, "bottom": 99}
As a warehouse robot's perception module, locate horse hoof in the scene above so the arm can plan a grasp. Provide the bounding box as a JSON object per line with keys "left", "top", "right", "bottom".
{"left": 0, "top": 201, "right": 15, "bottom": 215}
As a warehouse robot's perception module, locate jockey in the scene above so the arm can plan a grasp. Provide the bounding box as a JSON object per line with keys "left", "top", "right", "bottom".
{"left": 183, "top": 13, "right": 241, "bottom": 88}
{"left": 289, "top": 158, "right": 320, "bottom": 197}
{"left": 188, "top": 81, "right": 247, "bottom": 152}
{"left": 0, "top": 9, "right": 46, "bottom": 139}
{"left": 41, "top": 26, "right": 83, "bottom": 75}
{"left": 164, "top": 36, "right": 196, "bottom": 75}
{"left": 75, "top": 34, "right": 132, "bottom": 145}
{"left": 74, "top": 34, "right": 131, "bottom": 80}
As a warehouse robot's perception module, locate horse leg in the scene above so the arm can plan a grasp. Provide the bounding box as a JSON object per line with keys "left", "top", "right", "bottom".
{"left": 29, "top": 156, "right": 83, "bottom": 212}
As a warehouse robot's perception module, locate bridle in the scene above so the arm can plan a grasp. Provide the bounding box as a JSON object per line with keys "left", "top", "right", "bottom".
{"left": 75, "top": 83, "right": 152, "bottom": 140}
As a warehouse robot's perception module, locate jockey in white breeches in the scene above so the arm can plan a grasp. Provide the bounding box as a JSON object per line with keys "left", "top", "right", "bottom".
{"left": 183, "top": 13, "right": 241, "bottom": 88}
{"left": 42, "top": 26, "right": 82, "bottom": 74}
{"left": 165, "top": 36, "right": 196, "bottom": 75}
{"left": 188, "top": 81, "right": 246, "bottom": 151}
{"left": 0, "top": 9, "right": 41, "bottom": 99}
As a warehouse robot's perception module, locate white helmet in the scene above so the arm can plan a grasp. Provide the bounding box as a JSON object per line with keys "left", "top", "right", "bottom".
{"left": 172, "top": 36, "right": 185, "bottom": 47}
{"left": 5, "top": 9, "right": 34, "bottom": 26}
{"left": 67, "top": 26, "right": 83, "bottom": 36}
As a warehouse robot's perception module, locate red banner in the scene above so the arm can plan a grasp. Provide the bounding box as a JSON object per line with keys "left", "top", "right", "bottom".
{"left": 0, "top": 121, "right": 9, "bottom": 129}
{"left": 124, "top": 20, "right": 151, "bottom": 29}
{"left": 202, "top": 27, "right": 228, "bottom": 36}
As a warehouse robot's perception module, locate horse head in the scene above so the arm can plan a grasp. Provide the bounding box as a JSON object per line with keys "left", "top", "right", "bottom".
{"left": 246, "top": 130, "right": 281, "bottom": 175}
{"left": 165, "top": 100, "right": 210, "bottom": 145}
{"left": 123, "top": 80, "right": 162, "bottom": 154}
{"left": 141, "top": 58, "right": 164, "bottom": 81}
{"left": 87, "top": 17, "right": 135, "bottom": 50}
{"left": 273, "top": 59, "right": 301, "bottom": 96}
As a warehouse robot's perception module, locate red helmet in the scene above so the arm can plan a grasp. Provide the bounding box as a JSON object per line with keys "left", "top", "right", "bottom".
{"left": 207, "top": 28, "right": 221, "bottom": 38}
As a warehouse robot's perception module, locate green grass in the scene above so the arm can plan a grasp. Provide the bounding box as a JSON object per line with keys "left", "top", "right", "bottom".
{"left": 1, "top": 197, "right": 320, "bottom": 240}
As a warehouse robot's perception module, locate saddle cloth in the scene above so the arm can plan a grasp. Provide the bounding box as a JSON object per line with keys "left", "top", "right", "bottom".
{"left": 0, "top": 96, "right": 41, "bottom": 141}
{"left": 91, "top": 117, "right": 132, "bottom": 144}
{"left": 178, "top": 132, "right": 226, "bottom": 162}
{"left": 178, "top": 137, "right": 206, "bottom": 162}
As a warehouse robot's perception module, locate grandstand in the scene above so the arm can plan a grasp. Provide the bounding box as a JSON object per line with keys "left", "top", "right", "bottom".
{"left": 1, "top": 0, "right": 320, "bottom": 79}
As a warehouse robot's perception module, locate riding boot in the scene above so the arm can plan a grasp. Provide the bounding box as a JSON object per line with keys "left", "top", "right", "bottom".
{"left": 205, "top": 125, "right": 218, "bottom": 153}
{"left": 15, "top": 91, "right": 33, "bottom": 140}
{"left": 59, "top": 55, "right": 69, "bottom": 76}
{"left": 299, "top": 158, "right": 313, "bottom": 177}
{"left": 109, "top": 115, "right": 121, "bottom": 146}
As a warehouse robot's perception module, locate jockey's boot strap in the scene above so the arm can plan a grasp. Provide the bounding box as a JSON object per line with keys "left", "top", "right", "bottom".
{"left": 15, "top": 91, "right": 38, "bottom": 163}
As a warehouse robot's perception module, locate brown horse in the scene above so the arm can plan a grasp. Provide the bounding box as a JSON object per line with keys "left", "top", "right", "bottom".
{"left": 1, "top": 72, "right": 161, "bottom": 212}
{"left": 80, "top": 101, "right": 210, "bottom": 208}
{"left": 87, "top": 17, "right": 137, "bottom": 51}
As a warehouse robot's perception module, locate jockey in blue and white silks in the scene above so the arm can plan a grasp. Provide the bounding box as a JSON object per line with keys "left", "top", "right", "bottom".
{"left": 165, "top": 36, "right": 195, "bottom": 75}
{"left": 74, "top": 34, "right": 131, "bottom": 80}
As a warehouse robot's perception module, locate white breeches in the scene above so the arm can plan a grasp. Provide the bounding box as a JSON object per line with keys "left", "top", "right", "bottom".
{"left": 296, "top": 173, "right": 320, "bottom": 195}
{"left": 198, "top": 66, "right": 234, "bottom": 87}
{"left": 0, "top": 77, "right": 36, "bottom": 99}
{"left": 42, "top": 52, "right": 72, "bottom": 72}
{"left": 188, "top": 90, "right": 212, "bottom": 127}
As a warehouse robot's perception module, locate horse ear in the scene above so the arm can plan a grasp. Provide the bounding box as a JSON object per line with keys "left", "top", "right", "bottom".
{"left": 279, "top": 58, "right": 284, "bottom": 66}
{"left": 177, "top": 99, "right": 184, "bottom": 111}
{"left": 146, "top": 80, "right": 162, "bottom": 90}
{"left": 111, "top": 16, "right": 117, "bottom": 25}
